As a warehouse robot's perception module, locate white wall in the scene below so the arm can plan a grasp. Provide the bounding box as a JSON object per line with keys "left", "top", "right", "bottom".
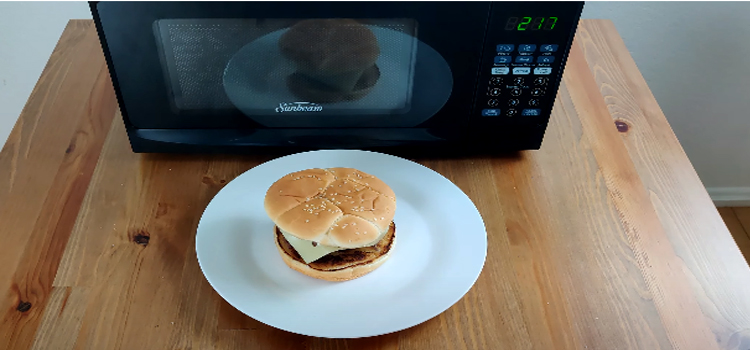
{"left": 0, "top": 2, "right": 748, "bottom": 202}
{"left": 0, "top": 1, "right": 91, "bottom": 147}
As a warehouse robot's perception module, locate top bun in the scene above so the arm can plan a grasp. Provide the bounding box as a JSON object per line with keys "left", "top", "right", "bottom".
{"left": 264, "top": 168, "right": 396, "bottom": 249}
{"left": 278, "top": 19, "right": 381, "bottom": 75}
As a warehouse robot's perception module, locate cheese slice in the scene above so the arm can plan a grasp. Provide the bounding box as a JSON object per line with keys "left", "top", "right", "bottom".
{"left": 280, "top": 229, "right": 342, "bottom": 264}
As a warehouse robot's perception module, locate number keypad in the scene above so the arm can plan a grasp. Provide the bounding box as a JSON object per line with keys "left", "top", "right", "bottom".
{"left": 483, "top": 42, "right": 559, "bottom": 117}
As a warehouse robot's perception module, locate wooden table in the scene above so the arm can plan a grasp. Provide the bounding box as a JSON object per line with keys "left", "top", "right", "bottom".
{"left": 1, "top": 19, "right": 749, "bottom": 350}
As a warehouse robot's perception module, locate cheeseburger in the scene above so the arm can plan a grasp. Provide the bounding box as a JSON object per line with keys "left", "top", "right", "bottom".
{"left": 264, "top": 168, "right": 396, "bottom": 281}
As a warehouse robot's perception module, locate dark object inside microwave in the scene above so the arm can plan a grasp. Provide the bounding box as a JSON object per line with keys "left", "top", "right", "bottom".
{"left": 90, "top": 1, "right": 584, "bottom": 154}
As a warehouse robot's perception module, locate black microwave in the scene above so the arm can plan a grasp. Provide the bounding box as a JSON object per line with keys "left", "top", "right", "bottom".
{"left": 90, "top": 1, "right": 584, "bottom": 154}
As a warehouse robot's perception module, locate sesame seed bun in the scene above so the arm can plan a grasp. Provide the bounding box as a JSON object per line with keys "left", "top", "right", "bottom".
{"left": 264, "top": 168, "right": 396, "bottom": 249}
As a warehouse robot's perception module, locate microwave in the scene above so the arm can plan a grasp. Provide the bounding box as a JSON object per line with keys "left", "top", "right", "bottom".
{"left": 90, "top": 1, "right": 584, "bottom": 154}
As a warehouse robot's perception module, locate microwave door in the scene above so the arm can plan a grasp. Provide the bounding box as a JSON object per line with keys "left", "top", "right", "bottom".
{"left": 92, "top": 2, "right": 490, "bottom": 131}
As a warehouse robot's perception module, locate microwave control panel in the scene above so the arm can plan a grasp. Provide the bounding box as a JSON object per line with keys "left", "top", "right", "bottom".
{"left": 481, "top": 43, "right": 558, "bottom": 118}
{"left": 472, "top": 2, "right": 583, "bottom": 135}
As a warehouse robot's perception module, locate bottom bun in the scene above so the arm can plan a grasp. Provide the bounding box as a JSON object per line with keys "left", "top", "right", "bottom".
{"left": 274, "top": 222, "right": 396, "bottom": 282}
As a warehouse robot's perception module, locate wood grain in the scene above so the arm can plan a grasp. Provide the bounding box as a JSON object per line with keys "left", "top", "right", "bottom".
{"left": 486, "top": 97, "right": 673, "bottom": 350}
{"left": 30, "top": 287, "right": 89, "bottom": 350}
{"left": 577, "top": 21, "right": 750, "bottom": 349}
{"left": 0, "top": 20, "right": 116, "bottom": 350}
{"left": 50, "top": 119, "right": 269, "bottom": 349}
{"left": 2, "top": 19, "right": 749, "bottom": 350}
{"left": 564, "top": 40, "right": 718, "bottom": 349}
{"left": 734, "top": 208, "right": 750, "bottom": 237}
{"left": 720, "top": 208, "right": 750, "bottom": 262}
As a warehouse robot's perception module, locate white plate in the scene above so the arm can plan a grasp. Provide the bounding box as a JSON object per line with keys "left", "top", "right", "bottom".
{"left": 196, "top": 150, "right": 487, "bottom": 338}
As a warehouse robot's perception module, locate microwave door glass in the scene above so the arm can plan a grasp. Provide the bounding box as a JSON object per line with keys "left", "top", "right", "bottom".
{"left": 154, "top": 18, "right": 452, "bottom": 128}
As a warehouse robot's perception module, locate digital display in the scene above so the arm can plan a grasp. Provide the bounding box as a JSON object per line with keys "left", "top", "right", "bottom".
{"left": 505, "top": 17, "right": 558, "bottom": 31}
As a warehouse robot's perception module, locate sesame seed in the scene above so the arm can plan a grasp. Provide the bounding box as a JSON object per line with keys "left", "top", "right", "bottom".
{"left": 315, "top": 213, "right": 319, "bottom": 215}
{"left": 356, "top": 232, "right": 360, "bottom": 235}
{"left": 305, "top": 220, "right": 309, "bottom": 223}
{"left": 381, "top": 217, "right": 385, "bottom": 220}
{"left": 352, "top": 223, "right": 357, "bottom": 226}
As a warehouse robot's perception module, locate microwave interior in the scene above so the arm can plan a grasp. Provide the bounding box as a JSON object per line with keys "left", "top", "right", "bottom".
{"left": 91, "top": 1, "right": 584, "bottom": 152}
{"left": 154, "top": 17, "right": 437, "bottom": 128}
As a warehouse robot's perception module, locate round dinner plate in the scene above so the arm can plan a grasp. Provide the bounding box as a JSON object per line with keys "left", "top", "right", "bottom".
{"left": 196, "top": 150, "right": 487, "bottom": 338}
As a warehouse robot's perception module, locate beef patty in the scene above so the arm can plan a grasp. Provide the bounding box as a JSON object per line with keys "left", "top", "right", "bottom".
{"left": 286, "top": 64, "right": 381, "bottom": 103}
{"left": 276, "top": 221, "right": 395, "bottom": 271}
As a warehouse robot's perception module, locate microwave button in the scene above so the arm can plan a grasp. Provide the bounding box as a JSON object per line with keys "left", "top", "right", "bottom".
{"left": 488, "top": 99, "right": 500, "bottom": 107}
{"left": 534, "top": 67, "right": 553, "bottom": 75}
{"left": 518, "top": 44, "right": 537, "bottom": 53}
{"left": 510, "top": 88, "right": 523, "bottom": 96}
{"left": 531, "top": 88, "right": 545, "bottom": 96}
{"left": 481, "top": 109, "right": 501, "bottom": 117}
{"left": 522, "top": 109, "right": 542, "bottom": 116}
{"left": 513, "top": 77, "right": 524, "bottom": 85}
{"left": 488, "top": 88, "right": 502, "bottom": 96}
{"left": 512, "top": 67, "right": 531, "bottom": 75}
{"left": 528, "top": 99, "right": 540, "bottom": 107}
{"left": 540, "top": 44, "right": 559, "bottom": 53}
{"left": 490, "top": 77, "right": 503, "bottom": 85}
{"left": 534, "top": 77, "right": 549, "bottom": 85}
{"left": 492, "top": 67, "right": 510, "bottom": 75}
{"left": 515, "top": 56, "right": 534, "bottom": 63}
{"left": 496, "top": 44, "right": 515, "bottom": 53}
{"left": 508, "top": 99, "right": 520, "bottom": 107}
{"left": 494, "top": 56, "right": 512, "bottom": 64}
{"left": 506, "top": 109, "right": 519, "bottom": 117}
{"left": 537, "top": 56, "right": 555, "bottom": 63}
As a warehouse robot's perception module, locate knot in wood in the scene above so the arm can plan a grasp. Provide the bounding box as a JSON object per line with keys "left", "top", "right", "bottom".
{"left": 615, "top": 120, "right": 629, "bottom": 133}
{"left": 17, "top": 301, "right": 31, "bottom": 312}
{"left": 132, "top": 230, "right": 150, "bottom": 246}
